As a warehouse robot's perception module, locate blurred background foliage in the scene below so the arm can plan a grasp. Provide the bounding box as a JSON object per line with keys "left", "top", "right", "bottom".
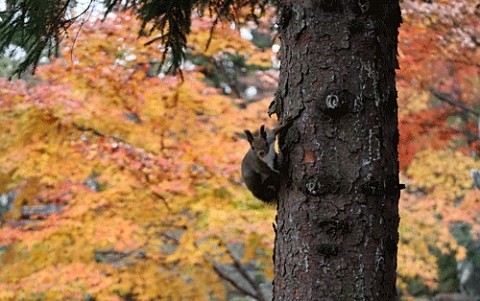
{"left": 0, "top": 1, "right": 480, "bottom": 300}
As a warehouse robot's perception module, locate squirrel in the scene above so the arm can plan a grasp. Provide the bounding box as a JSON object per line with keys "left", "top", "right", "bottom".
{"left": 241, "top": 121, "right": 291, "bottom": 203}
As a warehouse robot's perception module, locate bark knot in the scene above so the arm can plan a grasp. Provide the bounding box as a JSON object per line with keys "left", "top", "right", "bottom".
{"left": 317, "top": 244, "right": 339, "bottom": 257}
{"left": 325, "top": 94, "right": 339, "bottom": 109}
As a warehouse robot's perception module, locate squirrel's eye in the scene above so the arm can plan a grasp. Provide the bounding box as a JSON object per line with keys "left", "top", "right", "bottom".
{"left": 258, "top": 150, "right": 265, "bottom": 157}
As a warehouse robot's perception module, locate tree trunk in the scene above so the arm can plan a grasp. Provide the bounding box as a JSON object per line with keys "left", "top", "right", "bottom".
{"left": 272, "top": 1, "right": 402, "bottom": 300}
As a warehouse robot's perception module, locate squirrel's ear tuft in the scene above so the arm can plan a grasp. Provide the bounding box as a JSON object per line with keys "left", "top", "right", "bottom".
{"left": 244, "top": 130, "right": 254, "bottom": 144}
{"left": 260, "top": 125, "right": 267, "bottom": 139}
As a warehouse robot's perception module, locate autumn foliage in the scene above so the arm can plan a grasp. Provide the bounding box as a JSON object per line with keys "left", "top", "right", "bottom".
{"left": 0, "top": 1, "right": 480, "bottom": 300}
{"left": 396, "top": 0, "right": 480, "bottom": 297}
{"left": 0, "top": 13, "right": 277, "bottom": 301}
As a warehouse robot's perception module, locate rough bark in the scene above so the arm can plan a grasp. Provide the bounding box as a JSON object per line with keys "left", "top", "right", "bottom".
{"left": 272, "top": 0, "right": 402, "bottom": 300}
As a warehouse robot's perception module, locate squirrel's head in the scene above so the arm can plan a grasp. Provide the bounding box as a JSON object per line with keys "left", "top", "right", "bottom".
{"left": 244, "top": 125, "right": 269, "bottom": 159}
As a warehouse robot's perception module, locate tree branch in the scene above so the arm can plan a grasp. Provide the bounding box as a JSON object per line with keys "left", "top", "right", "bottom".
{"left": 226, "top": 245, "right": 267, "bottom": 301}
{"left": 429, "top": 88, "right": 480, "bottom": 117}
{"left": 213, "top": 263, "right": 262, "bottom": 300}
{"left": 212, "top": 243, "right": 268, "bottom": 301}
